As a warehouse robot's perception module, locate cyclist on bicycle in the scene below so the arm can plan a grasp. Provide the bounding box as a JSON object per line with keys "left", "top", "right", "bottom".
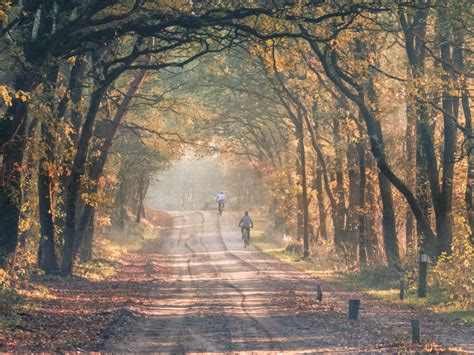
{"left": 216, "top": 192, "right": 226, "bottom": 212}
{"left": 239, "top": 211, "right": 254, "bottom": 239}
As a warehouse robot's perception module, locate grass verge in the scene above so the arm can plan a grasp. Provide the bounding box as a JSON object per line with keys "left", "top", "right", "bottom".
{"left": 252, "top": 232, "right": 474, "bottom": 325}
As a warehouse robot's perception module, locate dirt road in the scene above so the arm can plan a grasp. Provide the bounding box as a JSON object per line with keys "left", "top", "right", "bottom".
{"left": 107, "top": 211, "right": 473, "bottom": 352}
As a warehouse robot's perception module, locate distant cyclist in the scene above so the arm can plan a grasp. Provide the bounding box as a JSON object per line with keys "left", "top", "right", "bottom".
{"left": 216, "top": 192, "right": 226, "bottom": 215}
{"left": 239, "top": 211, "right": 254, "bottom": 240}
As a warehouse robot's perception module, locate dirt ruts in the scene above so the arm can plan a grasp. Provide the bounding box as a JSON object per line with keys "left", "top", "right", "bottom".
{"left": 105, "top": 211, "right": 473, "bottom": 353}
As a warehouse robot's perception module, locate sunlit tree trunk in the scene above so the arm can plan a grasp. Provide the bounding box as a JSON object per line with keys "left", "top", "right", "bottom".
{"left": 366, "top": 60, "right": 399, "bottom": 267}
{"left": 347, "top": 139, "right": 359, "bottom": 254}
{"left": 56, "top": 56, "right": 88, "bottom": 234}
{"left": 357, "top": 124, "right": 367, "bottom": 265}
{"left": 332, "top": 117, "right": 347, "bottom": 251}
{"left": 405, "top": 80, "right": 416, "bottom": 251}
{"left": 61, "top": 84, "right": 109, "bottom": 275}
{"left": 315, "top": 162, "right": 328, "bottom": 240}
{"left": 75, "top": 66, "right": 149, "bottom": 259}
{"left": 296, "top": 122, "right": 310, "bottom": 257}
{"left": 463, "top": 82, "right": 474, "bottom": 239}
{"left": 295, "top": 158, "right": 303, "bottom": 241}
{"left": 373, "top": 120, "right": 400, "bottom": 267}
{"left": 400, "top": 3, "right": 438, "bottom": 257}
{"left": 365, "top": 152, "right": 378, "bottom": 262}
{"left": 435, "top": 5, "right": 457, "bottom": 255}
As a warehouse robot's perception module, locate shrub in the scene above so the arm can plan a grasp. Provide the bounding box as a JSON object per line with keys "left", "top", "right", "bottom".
{"left": 0, "top": 269, "right": 18, "bottom": 314}
{"left": 430, "top": 233, "right": 473, "bottom": 310}
{"left": 285, "top": 242, "right": 303, "bottom": 254}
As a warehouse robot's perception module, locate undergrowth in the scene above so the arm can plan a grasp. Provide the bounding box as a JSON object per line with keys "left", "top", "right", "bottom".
{"left": 0, "top": 215, "right": 161, "bottom": 333}
{"left": 252, "top": 225, "right": 474, "bottom": 325}
{"left": 0, "top": 269, "right": 21, "bottom": 331}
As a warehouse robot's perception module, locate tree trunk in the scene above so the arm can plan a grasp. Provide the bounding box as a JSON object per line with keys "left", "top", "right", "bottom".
{"left": 399, "top": 4, "right": 438, "bottom": 257}
{"left": 333, "top": 117, "right": 347, "bottom": 251}
{"left": 296, "top": 159, "right": 303, "bottom": 241}
{"left": 405, "top": 79, "right": 416, "bottom": 251}
{"left": 365, "top": 152, "right": 379, "bottom": 261}
{"left": 364, "top": 53, "right": 400, "bottom": 267}
{"left": 37, "top": 122, "right": 59, "bottom": 273}
{"left": 117, "top": 180, "right": 128, "bottom": 229}
{"left": 0, "top": 76, "right": 30, "bottom": 267}
{"left": 79, "top": 209, "right": 95, "bottom": 262}
{"left": 74, "top": 66, "right": 150, "bottom": 257}
{"left": 357, "top": 135, "right": 367, "bottom": 265}
{"left": 296, "top": 122, "right": 310, "bottom": 257}
{"left": 56, "top": 56, "right": 88, "bottom": 234}
{"left": 304, "top": 106, "right": 339, "bottom": 245}
{"left": 463, "top": 84, "right": 474, "bottom": 240}
{"left": 37, "top": 65, "right": 61, "bottom": 273}
{"left": 435, "top": 16, "right": 456, "bottom": 256}
{"left": 436, "top": 91, "right": 455, "bottom": 255}
{"left": 136, "top": 176, "right": 145, "bottom": 224}
{"left": 347, "top": 139, "right": 359, "bottom": 254}
{"left": 373, "top": 120, "right": 400, "bottom": 267}
{"left": 69, "top": 57, "right": 88, "bottom": 143}
{"left": 315, "top": 162, "right": 328, "bottom": 240}
{"left": 61, "top": 85, "right": 108, "bottom": 275}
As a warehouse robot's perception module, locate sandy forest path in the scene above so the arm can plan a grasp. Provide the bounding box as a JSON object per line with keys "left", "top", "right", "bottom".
{"left": 105, "top": 211, "right": 473, "bottom": 353}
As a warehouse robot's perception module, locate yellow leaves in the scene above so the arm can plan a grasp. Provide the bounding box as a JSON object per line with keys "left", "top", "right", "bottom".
{"left": 0, "top": 11, "right": 7, "bottom": 25}
{"left": 0, "top": 85, "right": 12, "bottom": 107}
{"left": 15, "top": 90, "right": 30, "bottom": 103}
{"left": 0, "top": 0, "right": 11, "bottom": 25}
{"left": 0, "top": 87, "right": 31, "bottom": 107}
{"left": 96, "top": 215, "right": 111, "bottom": 227}
{"left": 431, "top": 225, "right": 474, "bottom": 310}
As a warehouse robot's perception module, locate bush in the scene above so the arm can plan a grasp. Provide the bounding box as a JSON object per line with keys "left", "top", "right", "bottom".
{"left": 0, "top": 270, "right": 18, "bottom": 314}
{"left": 430, "top": 233, "right": 473, "bottom": 310}
{"left": 285, "top": 242, "right": 303, "bottom": 254}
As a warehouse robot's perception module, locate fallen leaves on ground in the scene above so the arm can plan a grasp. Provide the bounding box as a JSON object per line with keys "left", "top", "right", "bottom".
{"left": 0, "top": 213, "right": 171, "bottom": 352}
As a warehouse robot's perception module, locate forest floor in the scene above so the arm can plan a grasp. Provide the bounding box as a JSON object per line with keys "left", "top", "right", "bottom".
{"left": 0, "top": 210, "right": 473, "bottom": 352}
{"left": 251, "top": 217, "right": 474, "bottom": 326}
{"left": 0, "top": 210, "right": 171, "bottom": 352}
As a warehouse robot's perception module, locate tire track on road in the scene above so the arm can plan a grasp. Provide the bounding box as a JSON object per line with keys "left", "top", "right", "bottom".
{"left": 180, "top": 212, "right": 233, "bottom": 352}
{"left": 200, "top": 211, "right": 280, "bottom": 351}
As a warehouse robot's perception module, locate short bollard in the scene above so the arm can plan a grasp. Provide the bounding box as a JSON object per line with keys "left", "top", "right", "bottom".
{"left": 399, "top": 271, "right": 405, "bottom": 300}
{"left": 348, "top": 299, "right": 360, "bottom": 320}
{"left": 418, "top": 251, "right": 428, "bottom": 298}
{"left": 316, "top": 285, "right": 323, "bottom": 302}
{"left": 411, "top": 319, "right": 421, "bottom": 343}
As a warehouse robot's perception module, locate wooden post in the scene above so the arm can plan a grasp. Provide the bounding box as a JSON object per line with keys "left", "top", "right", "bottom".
{"left": 348, "top": 299, "right": 360, "bottom": 320}
{"left": 418, "top": 251, "right": 428, "bottom": 298}
{"left": 411, "top": 319, "right": 421, "bottom": 343}
{"left": 316, "top": 284, "right": 323, "bottom": 302}
{"left": 399, "top": 271, "right": 405, "bottom": 300}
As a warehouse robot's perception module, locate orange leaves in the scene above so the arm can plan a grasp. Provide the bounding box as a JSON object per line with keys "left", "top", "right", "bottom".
{"left": 0, "top": 0, "right": 10, "bottom": 25}
{"left": 0, "top": 85, "right": 12, "bottom": 107}
{"left": 1, "top": 87, "right": 32, "bottom": 107}
{"left": 15, "top": 90, "right": 30, "bottom": 103}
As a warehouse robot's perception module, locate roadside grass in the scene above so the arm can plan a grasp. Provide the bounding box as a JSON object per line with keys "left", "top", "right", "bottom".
{"left": 333, "top": 268, "right": 474, "bottom": 325}
{"left": 76, "top": 217, "right": 161, "bottom": 281}
{"left": 252, "top": 231, "right": 474, "bottom": 325}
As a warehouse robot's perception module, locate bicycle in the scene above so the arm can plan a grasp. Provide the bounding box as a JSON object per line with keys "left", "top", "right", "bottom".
{"left": 218, "top": 201, "right": 224, "bottom": 216}
{"left": 242, "top": 228, "right": 250, "bottom": 248}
